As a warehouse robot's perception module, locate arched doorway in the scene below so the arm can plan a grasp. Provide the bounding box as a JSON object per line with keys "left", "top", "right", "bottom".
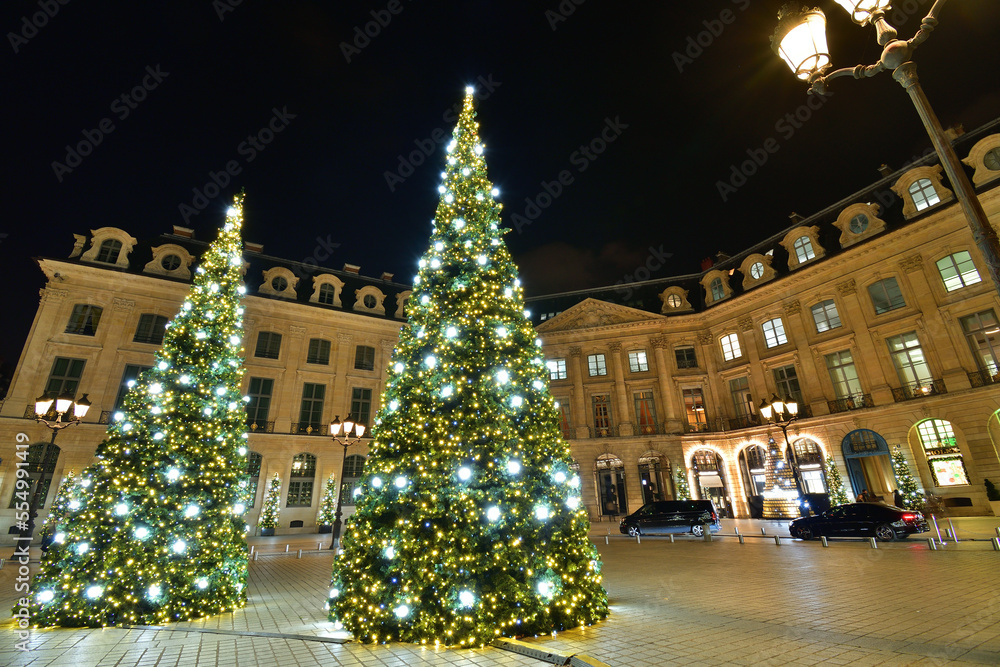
{"left": 792, "top": 438, "right": 830, "bottom": 514}
{"left": 595, "top": 454, "right": 627, "bottom": 518}
{"left": 692, "top": 449, "right": 730, "bottom": 517}
{"left": 637, "top": 452, "right": 670, "bottom": 504}
{"left": 842, "top": 429, "right": 894, "bottom": 501}
{"left": 738, "top": 444, "right": 767, "bottom": 519}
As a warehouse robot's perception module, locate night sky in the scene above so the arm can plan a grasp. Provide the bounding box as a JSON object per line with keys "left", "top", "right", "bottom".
{"left": 3, "top": 1, "right": 999, "bottom": 369}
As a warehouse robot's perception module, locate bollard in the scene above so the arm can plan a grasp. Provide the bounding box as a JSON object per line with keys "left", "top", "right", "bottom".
{"left": 636, "top": 535, "right": 641, "bottom": 544}
{"left": 931, "top": 515, "right": 945, "bottom": 545}
{"left": 927, "top": 537, "right": 937, "bottom": 550}
{"left": 703, "top": 524, "right": 712, "bottom": 542}
{"left": 995, "top": 527, "right": 1000, "bottom": 538}
{"left": 0, "top": 558, "right": 5, "bottom": 569}
{"left": 317, "top": 542, "right": 322, "bottom": 550}
{"left": 734, "top": 526, "right": 740, "bottom": 535}
{"left": 948, "top": 519, "right": 959, "bottom": 543}
{"left": 285, "top": 544, "right": 290, "bottom": 553}
{"left": 605, "top": 535, "right": 609, "bottom": 545}
{"left": 297, "top": 549, "right": 303, "bottom": 559}
{"left": 738, "top": 534, "right": 745, "bottom": 544}
{"left": 992, "top": 537, "right": 1000, "bottom": 551}
{"left": 821, "top": 536, "right": 828, "bottom": 548}
{"left": 944, "top": 529, "right": 953, "bottom": 540}
{"left": 253, "top": 551, "right": 259, "bottom": 561}
{"left": 773, "top": 535, "right": 781, "bottom": 546}
{"left": 761, "top": 528, "right": 767, "bottom": 535}
{"left": 250, "top": 545, "right": 254, "bottom": 555}
{"left": 669, "top": 534, "right": 674, "bottom": 544}
{"left": 869, "top": 537, "right": 878, "bottom": 549}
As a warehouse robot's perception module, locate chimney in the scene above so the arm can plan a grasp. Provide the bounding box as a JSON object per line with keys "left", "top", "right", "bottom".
{"left": 944, "top": 123, "right": 965, "bottom": 141}
{"left": 245, "top": 242, "right": 264, "bottom": 254}
{"left": 343, "top": 263, "right": 360, "bottom": 274}
{"left": 172, "top": 225, "right": 194, "bottom": 238}
{"left": 877, "top": 163, "right": 893, "bottom": 177}
{"left": 715, "top": 251, "right": 731, "bottom": 263}
{"left": 380, "top": 272, "right": 394, "bottom": 282}
{"left": 700, "top": 257, "right": 714, "bottom": 271}
{"left": 788, "top": 212, "right": 804, "bottom": 224}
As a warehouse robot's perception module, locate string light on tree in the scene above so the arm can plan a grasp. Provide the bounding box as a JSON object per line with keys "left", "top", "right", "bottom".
{"left": 27, "top": 194, "right": 250, "bottom": 627}
{"left": 328, "top": 88, "right": 607, "bottom": 646}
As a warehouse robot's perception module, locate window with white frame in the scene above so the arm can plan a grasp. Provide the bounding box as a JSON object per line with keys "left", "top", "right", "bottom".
{"left": 634, "top": 391, "right": 658, "bottom": 434}
{"left": 592, "top": 394, "right": 613, "bottom": 434}
{"left": 811, "top": 299, "right": 842, "bottom": 333}
{"left": 547, "top": 358, "right": 567, "bottom": 380}
{"left": 317, "top": 283, "right": 337, "bottom": 305}
{"left": 710, "top": 277, "right": 725, "bottom": 301}
{"left": 908, "top": 178, "right": 940, "bottom": 211}
{"left": 960, "top": 310, "right": 1000, "bottom": 376}
{"left": 887, "top": 332, "right": 933, "bottom": 389}
{"left": 825, "top": 350, "right": 862, "bottom": 399}
{"left": 341, "top": 454, "right": 367, "bottom": 505}
{"left": 793, "top": 236, "right": 815, "bottom": 263}
{"left": 868, "top": 278, "right": 906, "bottom": 314}
{"left": 936, "top": 251, "right": 982, "bottom": 292}
{"left": 287, "top": 453, "right": 316, "bottom": 507}
{"left": 627, "top": 350, "right": 649, "bottom": 373}
{"left": 762, "top": 317, "right": 787, "bottom": 348}
{"left": 720, "top": 333, "right": 742, "bottom": 361}
{"left": 587, "top": 354, "right": 607, "bottom": 377}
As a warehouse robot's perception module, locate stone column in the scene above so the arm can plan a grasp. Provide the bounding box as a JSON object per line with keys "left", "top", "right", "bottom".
{"left": 608, "top": 342, "right": 633, "bottom": 437}
{"left": 737, "top": 316, "right": 768, "bottom": 407}
{"left": 650, "top": 335, "right": 682, "bottom": 433}
{"left": 779, "top": 300, "right": 826, "bottom": 414}
{"left": 696, "top": 331, "right": 722, "bottom": 429}
{"left": 835, "top": 278, "right": 894, "bottom": 404}
{"left": 332, "top": 333, "right": 354, "bottom": 418}
{"left": 569, "top": 347, "right": 589, "bottom": 439}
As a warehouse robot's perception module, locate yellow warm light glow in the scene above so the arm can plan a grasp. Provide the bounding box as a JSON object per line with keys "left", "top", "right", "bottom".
{"left": 773, "top": 7, "right": 830, "bottom": 80}
{"left": 833, "top": 0, "right": 891, "bottom": 24}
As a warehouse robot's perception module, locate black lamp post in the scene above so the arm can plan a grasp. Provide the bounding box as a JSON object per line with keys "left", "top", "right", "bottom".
{"left": 771, "top": 1, "right": 1000, "bottom": 297}
{"left": 759, "top": 393, "right": 807, "bottom": 516}
{"left": 24, "top": 391, "right": 90, "bottom": 541}
{"left": 328, "top": 414, "right": 365, "bottom": 551}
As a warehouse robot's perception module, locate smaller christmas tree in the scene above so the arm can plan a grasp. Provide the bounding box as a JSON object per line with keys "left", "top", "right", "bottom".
{"left": 823, "top": 456, "right": 849, "bottom": 506}
{"left": 259, "top": 474, "right": 281, "bottom": 531}
{"left": 317, "top": 473, "right": 337, "bottom": 526}
{"left": 39, "top": 471, "right": 77, "bottom": 538}
{"left": 890, "top": 445, "right": 922, "bottom": 510}
{"left": 674, "top": 467, "right": 691, "bottom": 500}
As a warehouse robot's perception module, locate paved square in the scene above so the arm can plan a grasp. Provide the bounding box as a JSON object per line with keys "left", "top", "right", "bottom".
{"left": 2, "top": 522, "right": 999, "bottom": 666}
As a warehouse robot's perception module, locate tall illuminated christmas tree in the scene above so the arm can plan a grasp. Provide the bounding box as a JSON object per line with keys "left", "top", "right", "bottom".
{"left": 317, "top": 473, "right": 337, "bottom": 527}
{"left": 890, "top": 445, "right": 921, "bottom": 510}
{"left": 29, "top": 194, "right": 251, "bottom": 627}
{"left": 674, "top": 467, "right": 691, "bottom": 500}
{"left": 824, "top": 456, "right": 849, "bottom": 506}
{"left": 329, "top": 89, "right": 607, "bottom": 646}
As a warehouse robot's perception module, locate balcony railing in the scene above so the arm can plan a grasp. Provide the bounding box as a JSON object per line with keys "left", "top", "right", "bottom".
{"left": 635, "top": 421, "right": 661, "bottom": 435}
{"left": 827, "top": 393, "right": 874, "bottom": 414}
{"left": 592, "top": 425, "right": 615, "bottom": 438}
{"left": 685, "top": 421, "right": 713, "bottom": 434}
{"left": 724, "top": 414, "right": 760, "bottom": 431}
{"left": 290, "top": 422, "right": 326, "bottom": 436}
{"left": 132, "top": 333, "right": 165, "bottom": 345}
{"left": 968, "top": 369, "right": 1000, "bottom": 388}
{"left": 248, "top": 421, "right": 275, "bottom": 434}
{"left": 891, "top": 379, "right": 946, "bottom": 403}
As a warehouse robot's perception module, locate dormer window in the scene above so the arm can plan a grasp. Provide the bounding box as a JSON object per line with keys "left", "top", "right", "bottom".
{"left": 259, "top": 268, "right": 297, "bottom": 299}
{"left": 834, "top": 203, "right": 886, "bottom": 248}
{"left": 658, "top": 286, "right": 692, "bottom": 313}
{"left": 143, "top": 243, "right": 194, "bottom": 279}
{"left": 908, "top": 178, "right": 940, "bottom": 212}
{"left": 892, "top": 165, "right": 953, "bottom": 219}
{"left": 750, "top": 262, "right": 764, "bottom": 279}
{"left": 271, "top": 276, "right": 289, "bottom": 291}
{"left": 739, "top": 253, "right": 775, "bottom": 289}
{"left": 710, "top": 277, "right": 725, "bottom": 301}
{"left": 161, "top": 254, "right": 182, "bottom": 271}
{"left": 700, "top": 270, "right": 732, "bottom": 305}
{"left": 318, "top": 283, "right": 336, "bottom": 304}
{"left": 793, "top": 236, "right": 815, "bottom": 263}
{"left": 962, "top": 134, "right": 1000, "bottom": 187}
{"left": 96, "top": 239, "right": 122, "bottom": 264}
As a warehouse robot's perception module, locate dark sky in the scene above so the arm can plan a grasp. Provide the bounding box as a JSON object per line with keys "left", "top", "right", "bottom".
{"left": 3, "top": 1, "right": 1000, "bottom": 367}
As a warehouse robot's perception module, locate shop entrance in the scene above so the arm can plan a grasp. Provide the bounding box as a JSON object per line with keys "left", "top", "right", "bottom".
{"left": 842, "top": 429, "right": 895, "bottom": 502}
{"left": 595, "top": 454, "right": 628, "bottom": 518}
{"left": 739, "top": 444, "right": 767, "bottom": 519}
{"left": 693, "top": 449, "right": 730, "bottom": 518}
{"left": 638, "top": 453, "right": 670, "bottom": 504}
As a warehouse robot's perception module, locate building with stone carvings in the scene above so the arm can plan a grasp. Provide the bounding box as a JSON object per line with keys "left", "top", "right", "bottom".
{"left": 2, "top": 122, "right": 1000, "bottom": 541}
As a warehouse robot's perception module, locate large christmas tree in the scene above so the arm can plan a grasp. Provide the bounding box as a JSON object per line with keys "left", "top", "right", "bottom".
{"left": 328, "top": 89, "right": 607, "bottom": 646}
{"left": 29, "top": 195, "right": 251, "bottom": 627}
{"left": 890, "top": 445, "right": 922, "bottom": 510}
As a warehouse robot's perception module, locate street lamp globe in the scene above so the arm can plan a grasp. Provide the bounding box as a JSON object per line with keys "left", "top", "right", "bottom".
{"left": 35, "top": 394, "right": 54, "bottom": 417}
{"left": 73, "top": 394, "right": 92, "bottom": 419}
{"left": 833, "top": 0, "right": 891, "bottom": 25}
{"left": 771, "top": 4, "right": 830, "bottom": 81}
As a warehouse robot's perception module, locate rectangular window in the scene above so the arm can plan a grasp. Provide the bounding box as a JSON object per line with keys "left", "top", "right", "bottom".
{"left": 937, "top": 251, "right": 982, "bottom": 292}
{"left": 247, "top": 452, "right": 262, "bottom": 507}
{"left": 887, "top": 332, "right": 933, "bottom": 387}
{"left": 246, "top": 377, "right": 274, "bottom": 425}
{"left": 720, "top": 333, "right": 742, "bottom": 361}
{"left": 960, "top": 310, "right": 1000, "bottom": 375}
{"left": 682, "top": 387, "right": 707, "bottom": 431}
{"left": 307, "top": 338, "right": 331, "bottom": 365}
{"left": 546, "top": 358, "right": 567, "bottom": 380}
{"left": 728, "top": 376, "right": 752, "bottom": 418}
{"left": 354, "top": 345, "right": 375, "bottom": 371}
{"left": 801, "top": 469, "right": 826, "bottom": 494}
{"left": 675, "top": 346, "right": 697, "bottom": 369}
{"left": 627, "top": 350, "right": 649, "bottom": 373}
{"left": 587, "top": 354, "right": 607, "bottom": 377}
{"left": 825, "top": 350, "right": 862, "bottom": 399}
{"left": 868, "top": 277, "right": 906, "bottom": 314}
{"left": 286, "top": 481, "right": 314, "bottom": 507}
{"left": 772, "top": 364, "right": 804, "bottom": 406}
{"left": 254, "top": 331, "right": 282, "bottom": 359}
{"left": 114, "top": 364, "right": 152, "bottom": 412}
{"left": 556, "top": 400, "right": 572, "bottom": 439}
{"left": 45, "top": 357, "right": 86, "bottom": 397}
{"left": 351, "top": 387, "right": 372, "bottom": 426}
{"left": 634, "top": 391, "right": 658, "bottom": 434}
{"left": 811, "top": 300, "right": 842, "bottom": 333}
{"left": 66, "top": 304, "right": 103, "bottom": 336}
{"left": 762, "top": 317, "right": 787, "bottom": 348}
{"left": 133, "top": 314, "right": 169, "bottom": 345}
{"left": 298, "top": 383, "right": 325, "bottom": 430}
{"left": 592, "top": 394, "right": 613, "bottom": 435}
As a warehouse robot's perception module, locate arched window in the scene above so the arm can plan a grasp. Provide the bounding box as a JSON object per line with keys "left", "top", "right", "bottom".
{"left": 8, "top": 444, "right": 60, "bottom": 509}
{"left": 317, "top": 283, "right": 337, "bottom": 305}
{"left": 246, "top": 452, "right": 262, "bottom": 507}
{"left": 793, "top": 438, "right": 826, "bottom": 493}
{"left": 793, "top": 236, "right": 815, "bottom": 263}
{"left": 916, "top": 419, "right": 969, "bottom": 486}
{"left": 710, "top": 277, "right": 725, "bottom": 301}
{"left": 96, "top": 239, "right": 123, "bottom": 264}
{"left": 595, "top": 454, "right": 626, "bottom": 516}
{"left": 908, "top": 178, "right": 940, "bottom": 211}
{"left": 287, "top": 453, "right": 316, "bottom": 507}
{"left": 341, "top": 454, "right": 367, "bottom": 506}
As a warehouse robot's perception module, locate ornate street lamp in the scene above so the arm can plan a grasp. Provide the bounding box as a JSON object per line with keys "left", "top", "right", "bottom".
{"left": 759, "top": 393, "right": 807, "bottom": 517}
{"left": 24, "top": 391, "right": 91, "bottom": 540}
{"left": 771, "top": 1, "right": 1000, "bottom": 296}
{"left": 328, "top": 414, "right": 365, "bottom": 550}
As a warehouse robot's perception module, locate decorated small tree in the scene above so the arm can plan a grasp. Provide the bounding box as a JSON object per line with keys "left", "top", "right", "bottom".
{"left": 258, "top": 473, "right": 281, "bottom": 534}
{"left": 28, "top": 196, "right": 250, "bottom": 627}
{"left": 890, "top": 445, "right": 922, "bottom": 510}
{"left": 328, "top": 88, "right": 607, "bottom": 646}
{"left": 674, "top": 466, "right": 691, "bottom": 500}
{"left": 317, "top": 473, "right": 337, "bottom": 528}
{"left": 39, "top": 470, "right": 77, "bottom": 538}
{"left": 823, "top": 456, "right": 849, "bottom": 506}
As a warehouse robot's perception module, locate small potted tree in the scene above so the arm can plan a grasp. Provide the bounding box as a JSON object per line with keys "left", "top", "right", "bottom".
{"left": 985, "top": 479, "right": 1000, "bottom": 517}
{"left": 317, "top": 473, "right": 337, "bottom": 533}
{"left": 258, "top": 473, "right": 281, "bottom": 536}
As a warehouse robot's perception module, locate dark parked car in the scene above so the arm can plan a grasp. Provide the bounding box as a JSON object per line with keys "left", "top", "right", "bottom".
{"left": 619, "top": 500, "right": 721, "bottom": 537}
{"left": 789, "top": 502, "right": 930, "bottom": 542}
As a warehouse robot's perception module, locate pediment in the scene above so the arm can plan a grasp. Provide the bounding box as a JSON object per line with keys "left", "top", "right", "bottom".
{"left": 537, "top": 298, "right": 664, "bottom": 333}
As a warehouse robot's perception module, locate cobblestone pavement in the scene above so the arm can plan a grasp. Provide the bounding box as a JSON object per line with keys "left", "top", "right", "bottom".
{"left": 2, "top": 519, "right": 999, "bottom": 666}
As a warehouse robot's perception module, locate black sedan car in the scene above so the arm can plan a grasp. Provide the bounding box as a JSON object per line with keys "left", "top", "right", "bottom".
{"left": 789, "top": 503, "right": 930, "bottom": 542}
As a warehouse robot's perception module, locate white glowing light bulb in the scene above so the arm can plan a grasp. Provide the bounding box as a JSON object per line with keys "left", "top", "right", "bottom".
{"left": 458, "top": 466, "right": 472, "bottom": 481}
{"left": 166, "top": 468, "right": 181, "bottom": 482}
{"left": 372, "top": 477, "right": 383, "bottom": 488}
{"left": 459, "top": 590, "right": 475, "bottom": 607}
{"left": 115, "top": 503, "right": 128, "bottom": 516}
{"left": 486, "top": 506, "right": 501, "bottom": 521}
{"left": 37, "top": 590, "right": 55, "bottom": 603}
{"left": 507, "top": 460, "right": 521, "bottom": 475}
{"left": 173, "top": 540, "right": 186, "bottom": 554}
{"left": 86, "top": 586, "right": 103, "bottom": 599}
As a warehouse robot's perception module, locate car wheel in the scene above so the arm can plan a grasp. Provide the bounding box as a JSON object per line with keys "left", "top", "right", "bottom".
{"left": 691, "top": 524, "right": 704, "bottom": 537}
{"left": 798, "top": 527, "right": 813, "bottom": 541}
{"left": 627, "top": 526, "right": 641, "bottom": 537}
{"left": 875, "top": 523, "right": 897, "bottom": 542}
